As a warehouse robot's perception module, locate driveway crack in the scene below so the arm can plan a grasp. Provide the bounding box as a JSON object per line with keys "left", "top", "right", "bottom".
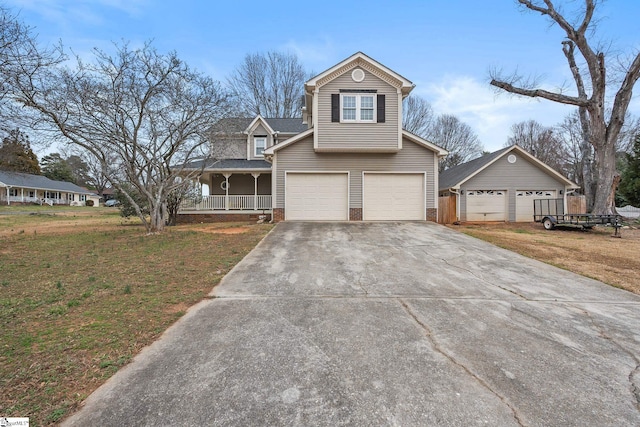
{"left": 572, "top": 305, "right": 640, "bottom": 412}
{"left": 413, "top": 246, "right": 528, "bottom": 300}
{"left": 399, "top": 298, "right": 527, "bottom": 427}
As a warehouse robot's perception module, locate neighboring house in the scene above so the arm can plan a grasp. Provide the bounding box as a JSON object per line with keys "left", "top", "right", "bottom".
{"left": 0, "top": 170, "right": 99, "bottom": 207}
{"left": 438, "top": 145, "right": 579, "bottom": 222}
{"left": 181, "top": 52, "right": 448, "bottom": 222}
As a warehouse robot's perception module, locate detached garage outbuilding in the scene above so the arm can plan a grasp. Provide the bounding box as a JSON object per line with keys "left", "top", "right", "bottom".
{"left": 439, "top": 145, "right": 579, "bottom": 223}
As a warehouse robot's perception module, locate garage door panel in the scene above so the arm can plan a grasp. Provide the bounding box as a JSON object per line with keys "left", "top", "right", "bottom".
{"left": 466, "top": 190, "right": 506, "bottom": 221}
{"left": 363, "top": 173, "right": 424, "bottom": 221}
{"left": 286, "top": 173, "right": 348, "bottom": 221}
{"left": 515, "top": 190, "right": 556, "bottom": 222}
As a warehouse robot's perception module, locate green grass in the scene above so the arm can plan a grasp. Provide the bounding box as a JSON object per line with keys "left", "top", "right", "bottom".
{"left": 0, "top": 213, "right": 272, "bottom": 426}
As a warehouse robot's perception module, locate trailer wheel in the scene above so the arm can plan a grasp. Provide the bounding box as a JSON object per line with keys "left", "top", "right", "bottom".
{"left": 543, "top": 217, "right": 555, "bottom": 230}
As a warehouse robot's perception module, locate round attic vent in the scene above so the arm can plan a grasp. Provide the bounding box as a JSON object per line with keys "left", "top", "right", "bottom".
{"left": 507, "top": 154, "right": 517, "bottom": 164}
{"left": 352, "top": 68, "right": 365, "bottom": 82}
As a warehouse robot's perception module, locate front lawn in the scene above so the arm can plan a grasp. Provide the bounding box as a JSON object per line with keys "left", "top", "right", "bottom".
{"left": 0, "top": 209, "right": 272, "bottom": 425}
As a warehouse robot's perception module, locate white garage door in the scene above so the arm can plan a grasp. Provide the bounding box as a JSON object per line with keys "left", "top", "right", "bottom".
{"left": 285, "top": 173, "right": 348, "bottom": 220}
{"left": 466, "top": 190, "right": 506, "bottom": 221}
{"left": 515, "top": 190, "right": 556, "bottom": 222}
{"left": 363, "top": 173, "right": 425, "bottom": 220}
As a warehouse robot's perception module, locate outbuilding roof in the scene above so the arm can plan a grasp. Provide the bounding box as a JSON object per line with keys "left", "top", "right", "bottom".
{"left": 0, "top": 170, "right": 95, "bottom": 194}
{"left": 439, "top": 145, "right": 579, "bottom": 191}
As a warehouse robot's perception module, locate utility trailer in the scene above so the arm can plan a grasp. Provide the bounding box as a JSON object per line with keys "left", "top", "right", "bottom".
{"left": 533, "top": 198, "right": 622, "bottom": 235}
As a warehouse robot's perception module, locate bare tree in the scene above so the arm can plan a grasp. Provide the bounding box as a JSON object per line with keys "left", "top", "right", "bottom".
{"left": 0, "top": 7, "right": 63, "bottom": 135}
{"left": 506, "top": 120, "right": 568, "bottom": 174}
{"left": 228, "top": 51, "right": 307, "bottom": 118}
{"left": 12, "top": 41, "right": 232, "bottom": 233}
{"left": 490, "top": 0, "right": 640, "bottom": 214}
{"left": 556, "top": 111, "right": 594, "bottom": 202}
{"left": 402, "top": 95, "right": 435, "bottom": 138}
{"left": 430, "top": 114, "right": 484, "bottom": 171}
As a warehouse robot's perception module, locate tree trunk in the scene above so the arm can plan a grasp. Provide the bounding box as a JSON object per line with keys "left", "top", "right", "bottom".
{"left": 591, "top": 139, "right": 619, "bottom": 215}
{"left": 149, "top": 204, "right": 165, "bottom": 233}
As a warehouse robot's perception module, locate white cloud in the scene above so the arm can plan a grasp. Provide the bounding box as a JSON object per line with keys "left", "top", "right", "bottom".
{"left": 280, "top": 38, "right": 337, "bottom": 75}
{"left": 420, "top": 75, "right": 575, "bottom": 151}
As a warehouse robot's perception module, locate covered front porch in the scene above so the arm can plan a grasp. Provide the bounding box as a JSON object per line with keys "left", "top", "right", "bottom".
{"left": 179, "top": 162, "right": 272, "bottom": 216}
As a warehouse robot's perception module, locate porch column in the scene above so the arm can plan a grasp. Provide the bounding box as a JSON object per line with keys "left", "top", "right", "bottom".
{"left": 21, "top": 188, "right": 24, "bottom": 203}
{"left": 6, "top": 186, "right": 10, "bottom": 206}
{"left": 251, "top": 173, "right": 261, "bottom": 210}
{"left": 223, "top": 173, "right": 231, "bottom": 211}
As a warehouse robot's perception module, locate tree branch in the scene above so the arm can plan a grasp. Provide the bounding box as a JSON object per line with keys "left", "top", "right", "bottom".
{"left": 490, "top": 78, "right": 587, "bottom": 107}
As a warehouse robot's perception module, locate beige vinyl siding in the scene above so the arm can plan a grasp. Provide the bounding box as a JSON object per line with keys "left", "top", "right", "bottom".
{"left": 460, "top": 153, "right": 565, "bottom": 222}
{"left": 316, "top": 67, "right": 399, "bottom": 151}
{"left": 249, "top": 124, "right": 273, "bottom": 160}
{"left": 274, "top": 136, "right": 437, "bottom": 210}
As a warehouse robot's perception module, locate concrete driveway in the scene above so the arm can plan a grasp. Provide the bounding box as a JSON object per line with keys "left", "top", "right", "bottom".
{"left": 64, "top": 222, "right": 640, "bottom": 426}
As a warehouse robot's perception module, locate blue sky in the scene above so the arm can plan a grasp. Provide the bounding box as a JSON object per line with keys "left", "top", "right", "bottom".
{"left": 6, "top": 0, "right": 640, "bottom": 152}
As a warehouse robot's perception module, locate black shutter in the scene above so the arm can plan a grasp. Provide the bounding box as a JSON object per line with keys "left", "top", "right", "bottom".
{"left": 377, "top": 94, "right": 385, "bottom": 123}
{"left": 331, "top": 94, "right": 340, "bottom": 122}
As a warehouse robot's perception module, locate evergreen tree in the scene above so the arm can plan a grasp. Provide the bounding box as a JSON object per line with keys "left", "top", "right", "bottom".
{"left": 618, "top": 135, "right": 640, "bottom": 206}
{"left": 0, "top": 129, "right": 40, "bottom": 174}
{"left": 40, "top": 153, "right": 74, "bottom": 182}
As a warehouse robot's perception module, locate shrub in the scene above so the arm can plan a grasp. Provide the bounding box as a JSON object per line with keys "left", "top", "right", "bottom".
{"left": 85, "top": 199, "right": 94, "bottom": 207}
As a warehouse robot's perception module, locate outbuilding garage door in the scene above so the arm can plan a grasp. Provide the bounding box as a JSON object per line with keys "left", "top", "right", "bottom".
{"left": 363, "top": 173, "right": 425, "bottom": 220}
{"left": 285, "top": 173, "right": 349, "bottom": 220}
{"left": 466, "top": 190, "right": 506, "bottom": 221}
{"left": 515, "top": 190, "right": 556, "bottom": 222}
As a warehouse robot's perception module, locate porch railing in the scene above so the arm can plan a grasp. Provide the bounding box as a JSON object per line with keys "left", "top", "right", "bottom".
{"left": 180, "top": 195, "right": 272, "bottom": 211}
{"left": 5, "top": 196, "right": 69, "bottom": 205}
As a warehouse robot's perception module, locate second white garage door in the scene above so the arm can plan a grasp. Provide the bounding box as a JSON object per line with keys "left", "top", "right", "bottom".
{"left": 466, "top": 190, "right": 506, "bottom": 221}
{"left": 363, "top": 173, "right": 425, "bottom": 220}
{"left": 285, "top": 172, "right": 349, "bottom": 220}
{"left": 515, "top": 190, "right": 556, "bottom": 222}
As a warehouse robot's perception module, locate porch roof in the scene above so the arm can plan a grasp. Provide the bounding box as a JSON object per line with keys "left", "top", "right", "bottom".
{"left": 0, "top": 170, "right": 95, "bottom": 194}
{"left": 182, "top": 158, "right": 272, "bottom": 172}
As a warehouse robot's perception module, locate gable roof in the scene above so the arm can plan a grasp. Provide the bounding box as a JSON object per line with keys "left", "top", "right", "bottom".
{"left": 0, "top": 170, "right": 95, "bottom": 194}
{"left": 305, "top": 52, "right": 414, "bottom": 95}
{"left": 439, "top": 145, "right": 579, "bottom": 191}
{"left": 211, "top": 117, "right": 306, "bottom": 135}
{"left": 263, "top": 128, "right": 448, "bottom": 157}
{"left": 402, "top": 130, "right": 448, "bottom": 157}
{"left": 263, "top": 128, "right": 314, "bottom": 155}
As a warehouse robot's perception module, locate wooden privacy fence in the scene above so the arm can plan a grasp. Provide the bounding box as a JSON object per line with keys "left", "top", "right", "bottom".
{"left": 438, "top": 195, "right": 457, "bottom": 224}
{"left": 567, "top": 195, "right": 586, "bottom": 214}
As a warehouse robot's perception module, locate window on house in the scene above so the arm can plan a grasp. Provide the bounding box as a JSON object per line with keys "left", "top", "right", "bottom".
{"left": 79, "top": 194, "right": 86, "bottom": 202}
{"left": 340, "top": 94, "right": 375, "bottom": 122}
{"left": 254, "top": 136, "right": 267, "bottom": 157}
{"left": 68, "top": 193, "right": 74, "bottom": 201}
{"left": 9, "top": 188, "right": 18, "bottom": 197}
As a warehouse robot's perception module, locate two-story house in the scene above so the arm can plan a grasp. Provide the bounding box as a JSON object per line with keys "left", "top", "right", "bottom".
{"left": 180, "top": 52, "right": 448, "bottom": 222}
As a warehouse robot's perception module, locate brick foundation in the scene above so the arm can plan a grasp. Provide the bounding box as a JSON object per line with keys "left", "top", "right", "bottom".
{"left": 272, "top": 208, "right": 285, "bottom": 222}
{"left": 426, "top": 208, "right": 437, "bottom": 222}
{"left": 349, "top": 208, "right": 362, "bottom": 221}
{"left": 177, "top": 212, "right": 271, "bottom": 224}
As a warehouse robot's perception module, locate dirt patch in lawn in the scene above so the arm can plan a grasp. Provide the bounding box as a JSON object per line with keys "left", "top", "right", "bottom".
{"left": 191, "top": 226, "right": 252, "bottom": 234}
{"left": 451, "top": 222, "right": 640, "bottom": 295}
